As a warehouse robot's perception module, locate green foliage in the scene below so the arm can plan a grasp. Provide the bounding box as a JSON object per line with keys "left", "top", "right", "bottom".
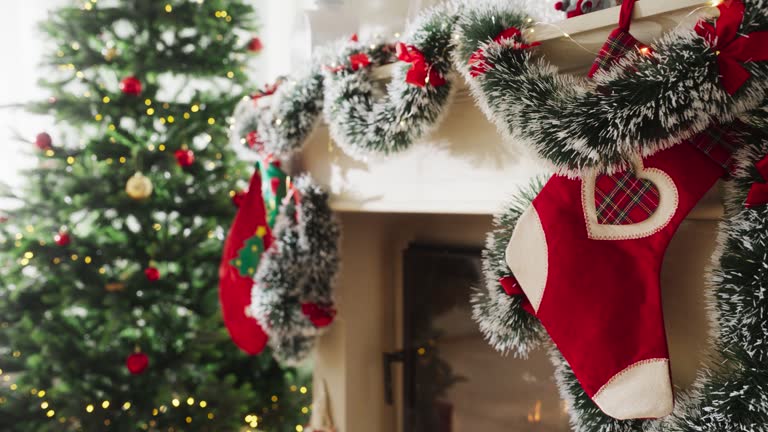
{"left": 0, "top": 1, "right": 311, "bottom": 430}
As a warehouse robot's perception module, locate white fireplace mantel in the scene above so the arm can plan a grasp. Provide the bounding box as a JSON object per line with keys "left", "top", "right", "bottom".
{"left": 298, "top": 0, "right": 721, "bottom": 218}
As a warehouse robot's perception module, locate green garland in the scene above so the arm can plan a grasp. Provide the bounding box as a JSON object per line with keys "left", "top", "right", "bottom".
{"left": 321, "top": 5, "right": 459, "bottom": 159}
{"left": 249, "top": 175, "right": 341, "bottom": 365}
{"left": 458, "top": 0, "right": 768, "bottom": 430}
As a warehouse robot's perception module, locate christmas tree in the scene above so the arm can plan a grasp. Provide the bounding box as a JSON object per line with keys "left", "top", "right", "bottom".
{"left": 0, "top": 1, "right": 311, "bottom": 431}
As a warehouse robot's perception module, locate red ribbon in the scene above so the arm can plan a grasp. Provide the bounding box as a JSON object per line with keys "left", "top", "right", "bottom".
{"left": 301, "top": 302, "right": 337, "bottom": 328}
{"left": 396, "top": 42, "right": 446, "bottom": 87}
{"left": 695, "top": 0, "right": 768, "bottom": 95}
{"left": 325, "top": 52, "right": 371, "bottom": 73}
{"left": 745, "top": 155, "right": 768, "bottom": 208}
{"left": 499, "top": 276, "right": 535, "bottom": 315}
{"left": 252, "top": 81, "right": 280, "bottom": 102}
{"left": 349, "top": 52, "right": 371, "bottom": 71}
{"left": 468, "top": 27, "right": 540, "bottom": 77}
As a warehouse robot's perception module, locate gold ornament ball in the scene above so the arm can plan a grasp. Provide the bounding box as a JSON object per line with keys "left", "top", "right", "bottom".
{"left": 103, "top": 47, "right": 118, "bottom": 62}
{"left": 126, "top": 172, "right": 153, "bottom": 200}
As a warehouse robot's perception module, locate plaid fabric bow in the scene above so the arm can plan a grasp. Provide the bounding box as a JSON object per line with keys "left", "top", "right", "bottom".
{"left": 468, "top": 27, "right": 540, "bottom": 77}
{"left": 395, "top": 42, "right": 446, "bottom": 87}
{"left": 499, "top": 275, "right": 535, "bottom": 315}
{"left": 745, "top": 154, "right": 768, "bottom": 208}
{"left": 695, "top": 0, "right": 768, "bottom": 95}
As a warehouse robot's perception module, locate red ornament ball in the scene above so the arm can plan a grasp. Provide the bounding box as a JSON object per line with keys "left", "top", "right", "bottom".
{"left": 119, "top": 76, "right": 143, "bottom": 96}
{"left": 144, "top": 267, "right": 160, "bottom": 281}
{"left": 125, "top": 352, "right": 149, "bottom": 375}
{"left": 248, "top": 37, "right": 263, "bottom": 53}
{"left": 232, "top": 190, "right": 247, "bottom": 207}
{"left": 35, "top": 132, "right": 53, "bottom": 150}
{"left": 174, "top": 149, "right": 195, "bottom": 167}
{"left": 54, "top": 232, "right": 71, "bottom": 246}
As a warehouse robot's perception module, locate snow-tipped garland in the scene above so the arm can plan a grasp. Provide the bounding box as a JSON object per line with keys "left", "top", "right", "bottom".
{"left": 463, "top": 0, "right": 768, "bottom": 430}
{"left": 453, "top": 0, "right": 768, "bottom": 175}
{"left": 250, "top": 175, "right": 341, "bottom": 365}
{"left": 321, "top": 4, "right": 460, "bottom": 159}
{"left": 234, "top": 40, "right": 395, "bottom": 159}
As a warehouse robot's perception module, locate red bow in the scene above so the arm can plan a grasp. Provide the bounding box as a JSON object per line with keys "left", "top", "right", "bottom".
{"left": 499, "top": 276, "right": 535, "bottom": 315}
{"left": 396, "top": 42, "right": 446, "bottom": 87}
{"left": 745, "top": 154, "right": 768, "bottom": 208}
{"left": 301, "top": 302, "right": 337, "bottom": 328}
{"left": 695, "top": 0, "right": 768, "bottom": 95}
{"left": 325, "top": 52, "right": 371, "bottom": 73}
{"left": 469, "top": 27, "right": 540, "bottom": 77}
{"left": 252, "top": 81, "right": 280, "bottom": 102}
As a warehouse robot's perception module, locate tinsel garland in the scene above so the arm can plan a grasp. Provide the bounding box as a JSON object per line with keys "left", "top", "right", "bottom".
{"left": 453, "top": 0, "right": 768, "bottom": 175}
{"left": 321, "top": 4, "right": 459, "bottom": 159}
{"left": 250, "top": 175, "right": 341, "bottom": 365}
{"left": 457, "top": 0, "right": 768, "bottom": 430}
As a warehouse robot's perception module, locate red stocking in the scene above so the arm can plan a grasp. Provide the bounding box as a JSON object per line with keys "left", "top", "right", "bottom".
{"left": 506, "top": 128, "right": 738, "bottom": 419}
{"left": 219, "top": 164, "right": 273, "bottom": 355}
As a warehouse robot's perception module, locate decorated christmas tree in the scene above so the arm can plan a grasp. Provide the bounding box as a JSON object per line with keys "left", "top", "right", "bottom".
{"left": 0, "top": 1, "right": 311, "bottom": 431}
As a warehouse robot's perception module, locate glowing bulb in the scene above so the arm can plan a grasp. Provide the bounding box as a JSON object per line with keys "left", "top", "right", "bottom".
{"left": 199, "top": 401, "right": 207, "bottom": 408}
{"left": 46, "top": 410, "right": 55, "bottom": 418}
{"left": 37, "top": 390, "right": 45, "bottom": 398}
{"left": 208, "top": 118, "right": 216, "bottom": 125}
{"left": 299, "top": 387, "right": 307, "bottom": 394}
{"left": 172, "top": 398, "right": 180, "bottom": 407}
{"left": 186, "top": 397, "right": 194, "bottom": 406}
{"left": 102, "top": 96, "right": 110, "bottom": 104}
{"left": 164, "top": 4, "right": 172, "bottom": 12}
{"left": 41, "top": 402, "right": 49, "bottom": 409}
{"left": 101, "top": 401, "right": 110, "bottom": 409}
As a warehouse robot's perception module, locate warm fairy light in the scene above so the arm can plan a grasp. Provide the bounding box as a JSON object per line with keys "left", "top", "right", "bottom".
{"left": 159, "top": 405, "right": 168, "bottom": 413}
{"left": 299, "top": 387, "right": 307, "bottom": 394}
{"left": 24, "top": 251, "right": 33, "bottom": 259}
{"left": 37, "top": 390, "right": 46, "bottom": 398}
{"left": 147, "top": 108, "right": 155, "bottom": 115}
{"left": 207, "top": 117, "right": 216, "bottom": 125}
{"left": 164, "top": 4, "right": 172, "bottom": 12}
{"left": 41, "top": 401, "right": 49, "bottom": 409}
{"left": 186, "top": 417, "right": 192, "bottom": 424}
{"left": 301, "top": 406, "right": 309, "bottom": 414}
{"left": 296, "top": 425, "right": 304, "bottom": 432}
{"left": 153, "top": 223, "right": 162, "bottom": 231}
{"left": 71, "top": 42, "right": 80, "bottom": 50}
{"left": 226, "top": 71, "right": 235, "bottom": 79}
{"left": 108, "top": 124, "right": 116, "bottom": 131}
{"left": 183, "top": 112, "right": 190, "bottom": 119}
{"left": 95, "top": 114, "right": 103, "bottom": 121}
{"left": 101, "top": 400, "right": 110, "bottom": 409}
{"left": 71, "top": 254, "right": 79, "bottom": 261}
{"left": 45, "top": 149, "right": 55, "bottom": 157}
{"left": 199, "top": 401, "right": 207, "bottom": 408}
{"left": 271, "top": 395, "right": 278, "bottom": 402}
{"left": 159, "top": 117, "right": 167, "bottom": 124}
{"left": 53, "top": 258, "right": 62, "bottom": 265}
{"left": 158, "top": 144, "right": 166, "bottom": 151}
{"left": 290, "top": 385, "right": 297, "bottom": 392}
{"left": 9, "top": 384, "right": 17, "bottom": 391}
{"left": 19, "top": 258, "right": 29, "bottom": 266}
{"left": 207, "top": 413, "right": 215, "bottom": 420}
{"left": 102, "top": 96, "right": 110, "bottom": 104}
{"left": 186, "top": 397, "right": 194, "bottom": 406}
{"left": 172, "top": 398, "right": 180, "bottom": 407}
{"left": 167, "top": 115, "right": 175, "bottom": 123}
{"left": 67, "top": 156, "right": 75, "bottom": 164}
{"left": 12, "top": 351, "right": 21, "bottom": 358}
{"left": 639, "top": 46, "right": 651, "bottom": 56}
{"left": 191, "top": 104, "right": 200, "bottom": 112}
{"left": 98, "top": 267, "right": 106, "bottom": 274}
{"left": 84, "top": 256, "right": 92, "bottom": 264}
{"left": 76, "top": 71, "right": 85, "bottom": 78}
{"left": 46, "top": 410, "right": 55, "bottom": 418}
{"left": 122, "top": 402, "right": 131, "bottom": 410}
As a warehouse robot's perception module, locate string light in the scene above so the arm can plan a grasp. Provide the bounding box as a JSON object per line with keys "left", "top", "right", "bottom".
{"left": 98, "top": 267, "right": 106, "bottom": 274}
{"left": 101, "top": 400, "right": 110, "bottom": 409}
{"left": 207, "top": 117, "right": 216, "bottom": 125}
{"left": 191, "top": 104, "right": 200, "bottom": 112}
{"left": 67, "top": 156, "right": 75, "bottom": 164}
{"left": 84, "top": 256, "right": 92, "bottom": 264}
{"left": 119, "top": 156, "right": 127, "bottom": 164}
{"left": 226, "top": 71, "right": 235, "bottom": 79}
{"left": 186, "top": 397, "right": 194, "bottom": 406}
{"left": 158, "top": 144, "right": 166, "bottom": 151}
{"left": 37, "top": 390, "right": 46, "bottom": 398}
{"left": 46, "top": 410, "right": 55, "bottom": 418}
{"left": 41, "top": 402, "right": 49, "bottom": 409}
{"left": 147, "top": 108, "right": 155, "bottom": 115}
{"left": 199, "top": 401, "right": 207, "bottom": 408}
{"left": 296, "top": 425, "right": 304, "bottom": 432}
{"left": 102, "top": 96, "right": 110, "bottom": 104}
{"left": 299, "top": 387, "right": 307, "bottom": 394}
{"left": 164, "top": 4, "right": 172, "bottom": 13}
{"left": 45, "top": 149, "right": 55, "bottom": 157}
{"left": 207, "top": 413, "right": 215, "bottom": 420}
{"left": 183, "top": 112, "right": 190, "bottom": 119}
{"left": 172, "top": 398, "right": 180, "bottom": 407}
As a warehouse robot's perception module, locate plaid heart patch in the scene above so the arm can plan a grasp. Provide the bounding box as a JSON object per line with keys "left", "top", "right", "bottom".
{"left": 594, "top": 170, "right": 661, "bottom": 225}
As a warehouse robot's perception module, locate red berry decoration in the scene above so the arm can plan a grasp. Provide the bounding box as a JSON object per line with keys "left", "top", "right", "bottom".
{"left": 35, "top": 132, "right": 53, "bottom": 150}
{"left": 54, "top": 232, "right": 71, "bottom": 246}
{"left": 119, "top": 76, "right": 143, "bottom": 96}
{"left": 232, "top": 190, "right": 247, "bottom": 207}
{"left": 246, "top": 130, "right": 262, "bottom": 150}
{"left": 301, "top": 302, "right": 337, "bottom": 328}
{"left": 125, "top": 352, "right": 149, "bottom": 375}
{"left": 144, "top": 267, "right": 160, "bottom": 281}
{"left": 174, "top": 149, "right": 195, "bottom": 167}
{"left": 248, "top": 37, "right": 263, "bottom": 53}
